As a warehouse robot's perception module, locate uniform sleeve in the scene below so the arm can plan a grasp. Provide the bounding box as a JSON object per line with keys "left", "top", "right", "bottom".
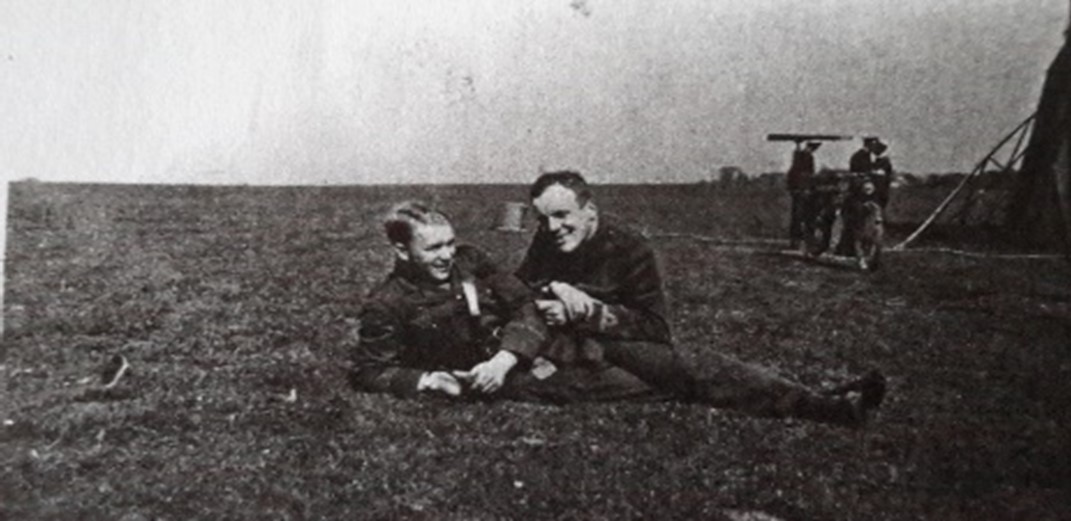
{"left": 349, "top": 304, "right": 425, "bottom": 397}
{"left": 578, "top": 241, "right": 672, "bottom": 343}
{"left": 787, "top": 151, "right": 805, "bottom": 190}
{"left": 493, "top": 291, "right": 547, "bottom": 361}
{"left": 515, "top": 233, "right": 550, "bottom": 290}
{"left": 467, "top": 246, "right": 548, "bottom": 361}
{"left": 850, "top": 150, "right": 873, "bottom": 174}
{"left": 875, "top": 156, "right": 894, "bottom": 175}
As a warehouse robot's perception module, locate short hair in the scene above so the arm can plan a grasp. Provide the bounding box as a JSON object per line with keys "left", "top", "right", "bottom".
{"left": 382, "top": 200, "right": 451, "bottom": 245}
{"left": 529, "top": 170, "right": 593, "bottom": 205}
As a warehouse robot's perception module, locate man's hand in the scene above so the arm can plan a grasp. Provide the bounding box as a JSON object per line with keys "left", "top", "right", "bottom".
{"left": 548, "top": 281, "right": 599, "bottom": 322}
{"left": 417, "top": 371, "right": 463, "bottom": 396}
{"left": 535, "top": 299, "right": 568, "bottom": 326}
{"left": 452, "top": 350, "right": 518, "bottom": 394}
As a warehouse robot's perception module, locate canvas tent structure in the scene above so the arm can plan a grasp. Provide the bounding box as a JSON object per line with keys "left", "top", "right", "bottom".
{"left": 892, "top": 8, "right": 1071, "bottom": 256}
{"left": 1005, "top": 14, "right": 1071, "bottom": 253}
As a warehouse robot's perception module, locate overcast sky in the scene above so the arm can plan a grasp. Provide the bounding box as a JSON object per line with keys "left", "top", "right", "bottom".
{"left": 1, "top": 0, "right": 1068, "bottom": 185}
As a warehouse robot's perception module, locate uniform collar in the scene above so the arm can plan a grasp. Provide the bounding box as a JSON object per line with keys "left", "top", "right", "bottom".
{"left": 390, "top": 259, "right": 462, "bottom": 296}
{"left": 569, "top": 217, "right": 614, "bottom": 258}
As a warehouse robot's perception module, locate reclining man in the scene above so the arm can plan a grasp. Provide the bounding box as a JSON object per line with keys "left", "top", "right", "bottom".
{"left": 350, "top": 200, "right": 657, "bottom": 403}
{"left": 350, "top": 186, "right": 886, "bottom": 426}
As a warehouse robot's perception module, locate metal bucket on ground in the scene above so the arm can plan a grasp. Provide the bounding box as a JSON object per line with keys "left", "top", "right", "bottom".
{"left": 495, "top": 201, "right": 528, "bottom": 232}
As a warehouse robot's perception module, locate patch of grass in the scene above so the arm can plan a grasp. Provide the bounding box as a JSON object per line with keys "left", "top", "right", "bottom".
{"left": 2, "top": 182, "right": 1069, "bottom": 519}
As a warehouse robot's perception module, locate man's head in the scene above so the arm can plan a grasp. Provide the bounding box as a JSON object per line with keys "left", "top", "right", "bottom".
{"left": 529, "top": 171, "right": 598, "bottom": 253}
{"left": 863, "top": 137, "right": 886, "bottom": 154}
{"left": 383, "top": 201, "right": 456, "bottom": 282}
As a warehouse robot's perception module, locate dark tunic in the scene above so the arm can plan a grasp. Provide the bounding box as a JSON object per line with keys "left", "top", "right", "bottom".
{"left": 351, "top": 245, "right": 546, "bottom": 397}
{"left": 849, "top": 148, "right": 874, "bottom": 174}
{"left": 786, "top": 149, "right": 816, "bottom": 191}
{"left": 515, "top": 217, "right": 870, "bottom": 424}
{"left": 516, "top": 221, "right": 671, "bottom": 346}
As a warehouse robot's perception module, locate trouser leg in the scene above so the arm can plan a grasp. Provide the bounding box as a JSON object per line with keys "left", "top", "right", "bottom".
{"left": 789, "top": 192, "right": 803, "bottom": 242}
{"left": 598, "top": 340, "right": 805, "bottom": 414}
{"left": 688, "top": 351, "right": 857, "bottom": 424}
{"left": 600, "top": 341, "right": 697, "bottom": 399}
{"left": 498, "top": 363, "right": 671, "bottom": 405}
{"left": 835, "top": 206, "right": 857, "bottom": 256}
{"left": 537, "top": 339, "right": 860, "bottom": 424}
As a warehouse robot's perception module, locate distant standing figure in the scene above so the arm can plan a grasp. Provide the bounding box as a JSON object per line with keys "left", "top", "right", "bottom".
{"left": 849, "top": 137, "right": 879, "bottom": 175}
{"left": 872, "top": 142, "right": 893, "bottom": 209}
{"left": 786, "top": 141, "right": 822, "bottom": 249}
{"left": 837, "top": 137, "right": 888, "bottom": 256}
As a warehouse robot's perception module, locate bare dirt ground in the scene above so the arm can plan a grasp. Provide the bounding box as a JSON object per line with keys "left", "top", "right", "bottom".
{"left": 2, "top": 182, "right": 1069, "bottom": 520}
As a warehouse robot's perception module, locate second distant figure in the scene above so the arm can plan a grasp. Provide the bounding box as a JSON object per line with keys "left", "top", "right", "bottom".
{"left": 786, "top": 141, "right": 822, "bottom": 249}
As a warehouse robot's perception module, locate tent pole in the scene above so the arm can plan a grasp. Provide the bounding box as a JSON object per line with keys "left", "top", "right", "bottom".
{"left": 892, "top": 113, "right": 1035, "bottom": 250}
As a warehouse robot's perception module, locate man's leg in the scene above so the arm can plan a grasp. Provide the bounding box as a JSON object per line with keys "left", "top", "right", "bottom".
{"left": 878, "top": 177, "right": 891, "bottom": 209}
{"left": 601, "top": 340, "right": 885, "bottom": 426}
{"left": 834, "top": 204, "right": 857, "bottom": 256}
{"left": 599, "top": 340, "right": 698, "bottom": 400}
{"left": 789, "top": 192, "right": 803, "bottom": 247}
{"left": 498, "top": 361, "right": 671, "bottom": 405}
{"left": 694, "top": 352, "right": 887, "bottom": 426}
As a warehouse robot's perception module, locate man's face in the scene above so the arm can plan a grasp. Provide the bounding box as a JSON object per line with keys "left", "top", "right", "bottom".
{"left": 532, "top": 184, "right": 598, "bottom": 253}
{"left": 397, "top": 222, "right": 456, "bottom": 282}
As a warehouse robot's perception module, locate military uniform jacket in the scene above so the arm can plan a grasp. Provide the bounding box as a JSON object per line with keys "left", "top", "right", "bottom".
{"left": 787, "top": 150, "right": 816, "bottom": 191}
{"left": 850, "top": 148, "right": 874, "bottom": 174}
{"left": 516, "top": 220, "right": 672, "bottom": 361}
{"left": 351, "top": 245, "right": 547, "bottom": 397}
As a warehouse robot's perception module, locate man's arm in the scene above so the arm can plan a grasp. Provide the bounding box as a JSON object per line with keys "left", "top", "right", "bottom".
{"left": 850, "top": 149, "right": 873, "bottom": 174}
{"left": 350, "top": 305, "right": 458, "bottom": 397}
{"left": 551, "top": 240, "right": 671, "bottom": 343}
{"left": 465, "top": 245, "right": 548, "bottom": 361}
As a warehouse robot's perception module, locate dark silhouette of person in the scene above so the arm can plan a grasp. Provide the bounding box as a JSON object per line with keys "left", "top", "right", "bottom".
{"left": 837, "top": 137, "right": 888, "bottom": 256}
{"left": 787, "top": 141, "right": 822, "bottom": 249}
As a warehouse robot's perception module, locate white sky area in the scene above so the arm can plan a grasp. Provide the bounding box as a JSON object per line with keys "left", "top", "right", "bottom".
{"left": 1, "top": 0, "right": 1068, "bottom": 185}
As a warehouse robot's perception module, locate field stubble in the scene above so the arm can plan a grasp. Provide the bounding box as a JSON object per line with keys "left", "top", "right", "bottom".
{"left": 1, "top": 182, "right": 1069, "bottom": 520}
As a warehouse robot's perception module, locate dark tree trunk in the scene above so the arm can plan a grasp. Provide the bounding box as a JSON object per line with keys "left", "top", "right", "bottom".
{"left": 1006, "top": 21, "right": 1071, "bottom": 252}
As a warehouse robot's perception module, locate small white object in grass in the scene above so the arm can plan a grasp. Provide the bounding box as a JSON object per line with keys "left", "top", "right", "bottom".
{"left": 520, "top": 436, "right": 545, "bottom": 446}
{"left": 284, "top": 388, "right": 297, "bottom": 403}
{"left": 3, "top": 419, "right": 13, "bottom": 427}
{"left": 100, "top": 354, "right": 130, "bottom": 388}
{"left": 723, "top": 510, "right": 786, "bottom": 521}
{"left": 513, "top": 480, "right": 524, "bottom": 489}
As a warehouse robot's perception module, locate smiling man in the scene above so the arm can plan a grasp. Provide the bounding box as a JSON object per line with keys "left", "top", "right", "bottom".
{"left": 349, "top": 201, "right": 547, "bottom": 397}
{"left": 517, "top": 171, "right": 887, "bottom": 427}
{"left": 349, "top": 192, "right": 885, "bottom": 427}
{"left": 350, "top": 200, "right": 667, "bottom": 403}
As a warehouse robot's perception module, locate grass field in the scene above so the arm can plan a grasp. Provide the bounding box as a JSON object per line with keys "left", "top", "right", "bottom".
{"left": 2, "top": 181, "right": 1069, "bottom": 520}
